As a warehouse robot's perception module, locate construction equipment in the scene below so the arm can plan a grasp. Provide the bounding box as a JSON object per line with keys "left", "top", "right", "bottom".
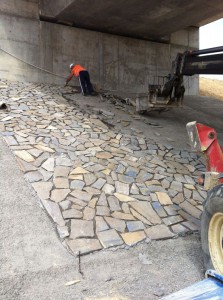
{"left": 136, "top": 46, "right": 223, "bottom": 112}
{"left": 187, "top": 121, "right": 223, "bottom": 276}
{"left": 161, "top": 269, "right": 223, "bottom": 299}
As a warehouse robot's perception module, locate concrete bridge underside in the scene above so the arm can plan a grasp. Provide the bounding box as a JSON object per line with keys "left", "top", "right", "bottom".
{"left": 40, "top": 0, "right": 223, "bottom": 42}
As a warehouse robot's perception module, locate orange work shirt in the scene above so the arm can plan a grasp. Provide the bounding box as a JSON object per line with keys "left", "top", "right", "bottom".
{"left": 72, "top": 65, "right": 86, "bottom": 77}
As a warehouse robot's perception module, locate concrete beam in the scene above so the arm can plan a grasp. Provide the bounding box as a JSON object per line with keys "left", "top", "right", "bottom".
{"left": 39, "top": 0, "right": 223, "bottom": 42}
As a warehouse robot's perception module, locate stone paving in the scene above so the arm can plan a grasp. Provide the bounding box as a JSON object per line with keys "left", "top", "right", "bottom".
{"left": 0, "top": 79, "right": 207, "bottom": 255}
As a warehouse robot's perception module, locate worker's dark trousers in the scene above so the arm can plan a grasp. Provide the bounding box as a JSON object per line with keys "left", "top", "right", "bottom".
{"left": 79, "top": 70, "right": 93, "bottom": 95}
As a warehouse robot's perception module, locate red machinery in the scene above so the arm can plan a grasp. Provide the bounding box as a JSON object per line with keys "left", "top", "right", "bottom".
{"left": 187, "top": 121, "right": 223, "bottom": 275}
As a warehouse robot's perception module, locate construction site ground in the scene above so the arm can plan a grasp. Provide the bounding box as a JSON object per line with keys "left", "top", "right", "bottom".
{"left": 1, "top": 79, "right": 223, "bottom": 300}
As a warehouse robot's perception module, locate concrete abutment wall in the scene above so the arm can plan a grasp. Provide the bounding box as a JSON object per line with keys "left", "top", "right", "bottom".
{"left": 0, "top": 1, "right": 199, "bottom": 95}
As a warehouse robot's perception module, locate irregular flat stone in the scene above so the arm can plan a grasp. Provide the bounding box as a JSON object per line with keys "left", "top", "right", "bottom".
{"left": 107, "top": 196, "right": 121, "bottom": 211}
{"left": 70, "top": 180, "right": 85, "bottom": 190}
{"left": 114, "top": 193, "right": 135, "bottom": 202}
{"left": 54, "top": 178, "right": 69, "bottom": 189}
{"left": 151, "top": 202, "right": 167, "bottom": 218}
{"left": 184, "top": 184, "right": 195, "bottom": 190}
{"left": 170, "top": 181, "right": 183, "bottom": 192}
{"left": 88, "top": 197, "right": 98, "bottom": 208}
{"left": 67, "top": 238, "right": 102, "bottom": 255}
{"left": 84, "top": 173, "right": 97, "bottom": 185}
{"left": 70, "top": 190, "right": 92, "bottom": 202}
{"left": 171, "top": 224, "right": 189, "bottom": 234}
{"left": 145, "top": 224, "right": 175, "bottom": 240}
{"left": 172, "top": 193, "right": 184, "bottom": 204}
{"left": 51, "top": 189, "right": 70, "bottom": 203}
{"left": 179, "top": 201, "right": 202, "bottom": 219}
{"left": 129, "top": 202, "right": 161, "bottom": 224}
{"left": 56, "top": 156, "right": 73, "bottom": 167}
{"left": 97, "top": 229, "right": 123, "bottom": 248}
{"left": 92, "top": 178, "right": 106, "bottom": 189}
{"left": 115, "top": 181, "right": 129, "bottom": 195}
{"left": 126, "top": 221, "right": 145, "bottom": 232}
{"left": 122, "top": 203, "right": 130, "bottom": 214}
{"left": 90, "top": 118, "right": 108, "bottom": 130}
{"left": 32, "top": 181, "right": 53, "bottom": 200}
{"left": 102, "top": 183, "right": 115, "bottom": 195}
{"left": 121, "top": 231, "right": 146, "bottom": 246}
{"left": 182, "top": 221, "right": 199, "bottom": 231}
{"left": 62, "top": 208, "right": 83, "bottom": 219}
{"left": 156, "top": 192, "right": 172, "bottom": 205}
{"left": 70, "top": 220, "right": 94, "bottom": 239}
{"left": 4, "top": 136, "right": 18, "bottom": 146}
{"left": 83, "top": 207, "right": 95, "bottom": 220}
{"left": 16, "top": 158, "right": 37, "bottom": 173}
{"left": 25, "top": 171, "right": 43, "bottom": 183}
{"left": 162, "top": 215, "right": 183, "bottom": 226}
{"left": 96, "top": 152, "right": 113, "bottom": 159}
{"left": 97, "top": 193, "right": 107, "bottom": 206}
{"left": 95, "top": 216, "right": 109, "bottom": 232}
{"left": 70, "top": 167, "right": 89, "bottom": 175}
{"left": 41, "top": 199, "right": 65, "bottom": 226}
{"left": 118, "top": 174, "right": 134, "bottom": 184}
{"left": 96, "top": 206, "right": 110, "bottom": 216}
{"left": 54, "top": 166, "right": 70, "bottom": 177}
{"left": 130, "top": 208, "right": 152, "bottom": 225}
{"left": 105, "top": 217, "right": 126, "bottom": 232}
{"left": 111, "top": 211, "right": 135, "bottom": 220}
{"left": 57, "top": 225, "right": 69, "bottom": 238}
{"left": 136, "top": 170, "right": 153, "bottom": 183}
{"left": 42, "top": 157, "right": 55, "bottom": 172}
{"left": 59, "top": 199, "right": 72, "bottom": 210}
{"left": 14, "top": 150, "right": 35, "bottom": 162}
{"left": 35, "top": 144, "right": 55, "bottom": 153}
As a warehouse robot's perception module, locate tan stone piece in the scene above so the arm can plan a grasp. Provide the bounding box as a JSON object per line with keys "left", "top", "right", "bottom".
{"left": 111, "top": 211, "right": 135, "bottom": 221}
{"left": 184, "top": 184, "right": 196, "bottom": 190}
{"left": 155, "top": 192, "right": 173, "bottom": 205}
{"left": 121, "top": 231, "right": 146, "bottom": 246}
{"left": 35, "top": 144, "right": 55, "bottom": 153}
{"left": 114, "top": 193, "right": 136, "bottom": 202}
{"left": 96, "top": 152, "right": 113, "bottom": 159}
{"left": 70, "top": 167, "right": 89, "bottom": 175}
{"left": 51, "top": 189, "right": 70, "bottom": 203}
{"left": 32, "top": 182, "right": 53, "bottom": 200}
{"left": 14, "top": 150, "right": 35, "bottom": 162}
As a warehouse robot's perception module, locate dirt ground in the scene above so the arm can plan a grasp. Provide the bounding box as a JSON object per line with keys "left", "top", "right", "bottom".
{"left": 199, "top": 77, "right": 223, "bottom": 101}
{"left": 2, "top": 78, "right": 223, "bottom": 299}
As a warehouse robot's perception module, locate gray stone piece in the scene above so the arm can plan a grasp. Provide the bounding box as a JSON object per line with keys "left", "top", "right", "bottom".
{"left": 41, "top": 199, "right": 65, "bottom": 227}
{"left": 95, "top": 216, "right": 109, "bottom": 232}
{"left": 25, "top": 170, "right": 43, "bottom": 183}
{"left": 107, "top": 196, "right": 121, "bottom": 211}
{"left": 97, "top": 229, "right": 123, "bottom": 248}
{"left": 70, "top": 180, "right": 85, "bottom": 190}
{"left": 70, "top": 220, "right": 94, "bottom": 239}
{"left": 96, "top": 206, "right": 110, "bottom": 216}
{"left": 129, "top": 201, "right": 161, "bottom": 224}
{"left": 115, "top": 181, "right": 129, "bottom": 195}
{"left": 126, "top": 221, "right": 145, "bottom": 232}
{"left": 32, "top": 181, "right": 53, "bottom": 200}
{"left": 67, "top": 238, "right": 102, "bottom": 255}
{"left": 62, "top": 208, "right": 83, "bottom": 219}
{"left": 83, "top": 207, "right": 95, "bottom": 220}
{"left": 145, "top": 224, "right": 175, "bottom": 240}
{"left": 105, "top": 217, "right": 126, "bottom": 232}
{"left": 92, "top": 178, "right": 106, "bottom": 189}
{"left": 57, "top": 225, "right": 69, "bottom": 239}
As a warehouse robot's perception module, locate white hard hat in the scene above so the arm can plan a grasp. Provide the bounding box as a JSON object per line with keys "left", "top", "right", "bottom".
{"left": 70, "top": 63, "right": 74, "bottom": 69}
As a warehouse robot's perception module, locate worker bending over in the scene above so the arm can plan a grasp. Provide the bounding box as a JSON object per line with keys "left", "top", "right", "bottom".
{"left": 65, "top": 64, "right": 93, "bottom": 96}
